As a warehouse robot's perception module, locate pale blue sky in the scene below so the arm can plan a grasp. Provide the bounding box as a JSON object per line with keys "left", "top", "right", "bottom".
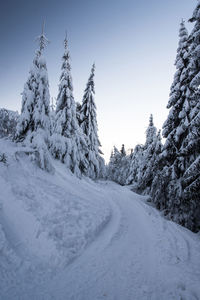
{"left": 0, "top": 0, "right": 196, "bottom": 161}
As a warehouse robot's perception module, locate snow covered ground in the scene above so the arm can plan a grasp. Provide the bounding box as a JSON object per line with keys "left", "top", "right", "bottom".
{"left": 0, "top": 139, "right": 200, "bottom": 300}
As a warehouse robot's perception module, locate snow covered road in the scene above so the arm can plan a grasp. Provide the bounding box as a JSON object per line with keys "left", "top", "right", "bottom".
{"left": 0, "top": 142, "right": 200, "bottom": 300}
{"left": 33, "top": 183, "right": 200, "bottom": 300}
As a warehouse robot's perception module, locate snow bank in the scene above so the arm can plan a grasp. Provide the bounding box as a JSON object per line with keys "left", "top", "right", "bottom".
{"left": 0, "top": 139, "right": 111, "bottom": 297}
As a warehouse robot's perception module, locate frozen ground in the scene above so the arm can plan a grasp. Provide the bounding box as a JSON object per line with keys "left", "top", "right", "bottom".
{"left": 0, "top": 139, "right": 200, "bottom": 300}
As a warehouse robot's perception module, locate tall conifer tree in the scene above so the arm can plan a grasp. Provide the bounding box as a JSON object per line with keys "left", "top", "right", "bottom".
{"left": 179, "top": 3, "right": 200, "bottom": 231}
{"left": 162, "top": 20, "right": 189, "bottom": 175}
{"left": 137, "top": 114, "right": 157, "bottom": 191}
{"left": 15, "top": 24, "right": 52, "bottom": 171}
{"left": 50, "top": 34, "right": 87, "bottom": 176}
{"left": 158, "top": 21, "right": 190, "bottom": 219}
{"left": 16, "top": 24, "right": 50, "bottom": 142}
{"left": 80, "top": 64, "right": 104, "bottom": 178}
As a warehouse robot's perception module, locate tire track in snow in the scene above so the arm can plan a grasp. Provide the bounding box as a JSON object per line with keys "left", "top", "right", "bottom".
{"left": 130, "top": 192, "right": 200, "bottom": 300}
{"left": 31, "top": 182, "right": 200, "bottom": 300}
{"left": 1, "top": 164, "right": 200, "bottom": 300}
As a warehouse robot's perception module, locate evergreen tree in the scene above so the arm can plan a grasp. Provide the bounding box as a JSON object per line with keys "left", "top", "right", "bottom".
{"left": 182, "top": 155, "right": 200, "bottom": 203}
{"left": 76, "top": 102, "right": 82, "bottom": 126}
{"left": 50, "top": 97, "right": 56, "bottom": 113}
{"left": 118, "top": 144, "right": 129, "bottom": 185}
{"left": 80, "top": 64, "right": 104, "bottom": 179}
{"left": 178, "top": 4, "right": 200, "bottom": 231}
{"left": 16, "top": 25, "right": 50, "bottom": 141}
{"left": 162, "top": 20, "right": 189, "bottom": 175}
{"left": 150, "top": 21, "right": 191, "bottom": 220}
{"left": 137, "top": 114, "right": 157, "bottom": 191}
{"left": 50, "top": 97, "right": 56, "bottom": 135}
{"left": 0, "top": 109, "right": 19, "bottom": 138}
{"left": 50, "top": 35, "right": 88, "bottom": 176}
{"left": 120, "top": 144, "right": 126, "bottom": 156}
{"left": 145, "top": 114, "right": 157, "bottom": 148}
{"left": 143, "top": 130, "right": 162, "bottom": 193}
{"left": 181, "top": 3, "right": 200, "bottom": 167}
{"left": 179, "top": 4, "right": 200, "bottom": 170}
{"left": 15, "top": 25, "right": 52, "bottom": 171}
{"left": 150, "top": 166, "right": 170, "bottom": 211}
{"left": 151, "top": 14, "right": 200, "bottom": 231}
{"left": 108, "top": 146, "right": 122, "bottom": 183}
{"left": 126, "top": 144, "right": 144, "bottom": 186}
{"left": 108, "top": 145, "right": 129, "bottom": 185}
{"left": 107, "top": 147, "right": 118, "bottom": 180}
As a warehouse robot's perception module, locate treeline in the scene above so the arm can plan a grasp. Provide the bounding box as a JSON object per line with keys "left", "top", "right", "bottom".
{"left": 108, "top": 3, "right": 200, "bottom": 233}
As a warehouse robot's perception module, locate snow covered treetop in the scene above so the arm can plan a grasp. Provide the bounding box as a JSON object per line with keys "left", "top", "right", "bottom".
{"left": 149, "top": 114, "right": 153, "bottom": 127}
{"left": 62, "top": 32, "right": 72, "bottom": 71}
{"left": 86, "top": 63, "right": 95, "bottom": 94}
{"left": 176, "top": 20, "right": 188, "bottom": 54}
{"left": 189, "top": 1, "right": 200, "bottom": 23}
{"left": 35, "top": 22, "right": 50, "bottom": 54}
{"left": 145, "top": 114, "right": 157, "bottom": 147}
{"left": 56, "top": 34, "right": 74, "bottom": 113}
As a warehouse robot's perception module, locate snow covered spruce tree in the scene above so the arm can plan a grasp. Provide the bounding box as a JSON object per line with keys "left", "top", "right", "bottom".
{"left": 108, "top": 144, "right": 129, "bottom": 185}
{"left": 179, "top": 5, "right": 200, "bottom": 231}
{"left": 125, "top": 115, "right": 162, "bottom": 194}
{"left": 80, "top": 64, "right": 105, "bottom": 178}
{"left": 76, "top": 102, "right": 82, "bottom": 126}
{"left": 150, "top": 21, "right": 190, "bottom": 222}
{"left": 162, "top": 20, "right": 189, "bottom": 176}
{"left": 144, "top": 114, "right": 157, "bottom": 147}
{"left": 137, "top": 114, "right": 158, "bottom": 192}
{"left": 150, "top": 14, "right": 200, "bottom": 231}
{"left": 117, "top": 144, "right": 130, "bottom": 185}
{"left": 15, "top": 25, "right": 53, "bottom": 171}
{"left": 107, "top": 146, "right": 120, "bottom": 182}
{"left": 50, "top": 35, "right": 88, "bottom": 177}
{"left": 142, "top": 129, "right": 163, "bottom": 194}
{"left": 0, "top": 109, "right": 19, "bottom": 138}
{"left": 50, "top": 97, "right": 56, "bottom": 135}
{"left": 126, "top": 144, "right": 144, "bottom": 186}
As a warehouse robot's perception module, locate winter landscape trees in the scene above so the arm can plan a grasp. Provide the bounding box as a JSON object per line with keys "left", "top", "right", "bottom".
{"left": 50, "top": 34, "right": 88, "bottom": 177}
{"left": 12, "top": 27, "right": 104, "bottom": 178}
{"left": 0, "top": 2, "right": 199, "bottom": 233}
{"left": 108, "top": 2, "right": 200, "bottom": 232}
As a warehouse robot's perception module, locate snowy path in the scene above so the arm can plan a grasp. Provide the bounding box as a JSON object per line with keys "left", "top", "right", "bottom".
{"left": 0, "top": 140, "right": 200, "bottom": 300}
{"left": 31, "top": 182, "right": 200, "bottom": 300}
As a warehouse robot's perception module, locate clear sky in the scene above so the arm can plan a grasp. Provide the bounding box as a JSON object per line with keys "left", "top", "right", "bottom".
{"left": 0, "top": 0, "right": 196, "bottom": 161}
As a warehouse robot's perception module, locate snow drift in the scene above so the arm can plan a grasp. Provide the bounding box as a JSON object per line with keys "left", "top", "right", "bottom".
{"left": 0, "top": 139, "right": 200, "bottom": 300}
{"left": 0, "top": 139, "right": 110, "bottom": 298}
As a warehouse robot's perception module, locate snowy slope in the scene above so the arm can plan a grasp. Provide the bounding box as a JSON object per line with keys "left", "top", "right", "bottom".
{"left": 0, "top": 139, "right": 200, "bottom": 300}
{"left": 0, "top": 139, "right": 111, "bottom": 298}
